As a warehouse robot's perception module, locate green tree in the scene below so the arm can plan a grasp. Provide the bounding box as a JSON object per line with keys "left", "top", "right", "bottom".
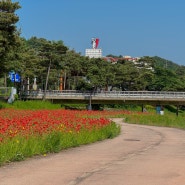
{"left": 86, "top": 58, "right": 114, "bottom": 90}
{"left": 134, "top": 68, "right": 154, "bottom": 90}
{"left": 0, "top": 0, "right": 21, "bottom": 76}
{"left": 152, "top": 56, "right": 179, "bottom": 70}
{"left": 175, "top": 66, "right": 185, "bottom": 83}
{"left": 149, "top": 67, "right": 185, "bottom": 91}
{"left": 136, "top": 56, "right": 154, "bottom": 68}
{"left": 26, "top": 37, "right": 68, "bottom": 92}
{"left": 61, "top": 50, "right": 83, "bottom": 90}
{"left": 114, "top": 62, "right": 139, "bottom": 91}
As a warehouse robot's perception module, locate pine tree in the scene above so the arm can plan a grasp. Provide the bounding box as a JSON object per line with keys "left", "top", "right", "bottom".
{"left": 0, "top": 0, "right": 21, "bottom": 75}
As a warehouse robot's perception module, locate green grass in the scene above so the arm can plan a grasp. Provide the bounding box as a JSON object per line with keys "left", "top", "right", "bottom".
{"left": 0, "top": 100, "right": 88, "bottom": 110}
{"left": 124, "top": 111, "right": 185, "bottom": 129}
{"left": 0, "top": 122, "right": 120, "bottom": 166}
{"left": 0, "top": 100, "right": 62, "bottom": 110}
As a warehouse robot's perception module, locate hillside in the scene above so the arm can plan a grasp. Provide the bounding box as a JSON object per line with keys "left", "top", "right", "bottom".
{"left": 152, "top": 56, "right": 181, "bottom": 71}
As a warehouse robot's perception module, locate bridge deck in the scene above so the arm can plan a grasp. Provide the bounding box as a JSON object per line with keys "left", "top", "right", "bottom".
{"left": 24, "top": 90, "right": 185, "bottom": 105}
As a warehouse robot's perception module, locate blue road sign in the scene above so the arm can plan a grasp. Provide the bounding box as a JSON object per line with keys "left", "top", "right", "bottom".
{"left": 9, "top": 72, "right": 21, "bottom": 83}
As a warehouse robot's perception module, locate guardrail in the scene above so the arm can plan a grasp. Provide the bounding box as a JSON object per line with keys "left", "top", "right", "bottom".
{"left": 24, "top": 90, "right": 185, "bottom": 104}
{"left": 0, "top": 88, "right": 184, "bottom": 105}
{"left": 25, "top": 90, "right": 185, "bottom": 97}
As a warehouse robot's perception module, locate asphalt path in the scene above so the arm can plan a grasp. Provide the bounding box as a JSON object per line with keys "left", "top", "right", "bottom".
{"left": 1, "top": 118, "right": 185, "bottom": 185}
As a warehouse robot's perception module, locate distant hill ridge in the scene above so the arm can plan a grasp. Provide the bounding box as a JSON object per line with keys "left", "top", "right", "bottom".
{"left": 152, "top": 56, "right": 181, "bottom": 71}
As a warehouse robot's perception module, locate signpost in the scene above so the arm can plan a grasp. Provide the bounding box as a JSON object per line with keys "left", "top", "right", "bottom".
{"left": 9, "top": 72, "right": 21, "bottom": 83}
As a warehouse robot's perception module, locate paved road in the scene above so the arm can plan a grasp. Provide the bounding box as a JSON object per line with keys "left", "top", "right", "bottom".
{"left": 1, "top": 118, "right": 185, "bottom": 185}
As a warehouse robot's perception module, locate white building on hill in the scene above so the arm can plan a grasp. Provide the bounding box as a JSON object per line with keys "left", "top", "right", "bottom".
{"left": 85, "top": 38, "right": 102, "bottom": 58}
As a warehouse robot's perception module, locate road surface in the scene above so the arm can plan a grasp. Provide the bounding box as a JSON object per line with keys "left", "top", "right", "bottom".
{"left": 0, "top": 118, "right": 185, "bottom": 185}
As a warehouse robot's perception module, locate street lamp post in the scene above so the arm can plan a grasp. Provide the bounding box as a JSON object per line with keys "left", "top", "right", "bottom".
{"left": 88, "top": 92, "right": 92, "bottom": 110}
{"left": 88, "top": 86, "right": 95, "bottom": 111}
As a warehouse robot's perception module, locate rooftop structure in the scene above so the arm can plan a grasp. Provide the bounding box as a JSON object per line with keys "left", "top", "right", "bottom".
{"left": 85, "top": 38, "right": 102, "bottom": 58}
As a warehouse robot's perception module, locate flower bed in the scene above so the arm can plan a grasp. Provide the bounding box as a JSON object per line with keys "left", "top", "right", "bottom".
{"left": 0, "top": 109, "right": 123, "bottom": 165}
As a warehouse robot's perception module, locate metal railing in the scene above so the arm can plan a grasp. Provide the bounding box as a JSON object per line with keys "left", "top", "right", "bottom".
{"left": 1, "top": 88, "right": 184, "bottom": 104}
{"left": 25, "top": 90, "right": 185, "bottom": 99}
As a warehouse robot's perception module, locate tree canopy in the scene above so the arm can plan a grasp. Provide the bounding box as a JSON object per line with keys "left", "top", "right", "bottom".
{"left": 0, "top": 0, "right": 21, "bottom": 75}
{"left": 0, "top": 1, "right": 185, "bottom": 93}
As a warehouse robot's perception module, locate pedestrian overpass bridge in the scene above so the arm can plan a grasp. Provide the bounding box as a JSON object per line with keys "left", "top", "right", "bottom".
{"left": 1, "top": 87, "right": 185, "bottom": 106}
{"left": 23, "top": 90, "right": 185, "bottom": 106}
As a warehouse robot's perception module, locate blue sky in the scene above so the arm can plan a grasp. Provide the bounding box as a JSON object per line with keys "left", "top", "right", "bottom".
{"left": 15, "top": 0, "right": 185, "bottom": 65}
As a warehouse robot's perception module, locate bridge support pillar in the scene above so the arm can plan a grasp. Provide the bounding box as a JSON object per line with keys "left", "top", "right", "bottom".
{"left": 87, "top": 93, "right": 92, "bottom": 111}
{"left": 87, "top": 104, "right": 92, "bottom": 111}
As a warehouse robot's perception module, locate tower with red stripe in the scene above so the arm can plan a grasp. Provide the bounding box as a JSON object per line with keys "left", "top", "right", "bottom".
{"left": 85, "top": 38, "right": 102, "bottom": 58}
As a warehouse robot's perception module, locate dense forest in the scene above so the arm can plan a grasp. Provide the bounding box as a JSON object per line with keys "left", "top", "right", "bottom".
{"left": 1, "top": 0, "right": 185, "bottom": 95}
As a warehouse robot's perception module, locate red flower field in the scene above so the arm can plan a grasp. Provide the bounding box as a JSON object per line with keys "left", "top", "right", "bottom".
{"left": 0, "top": 109, "right": 126, "bottom": 142}
{"left": 0, "top": 109, "right": 124, "bottom": 164}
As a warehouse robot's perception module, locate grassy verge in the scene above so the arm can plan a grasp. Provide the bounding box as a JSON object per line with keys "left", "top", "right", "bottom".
{"left": 0, "top": 100, "right": 88, "bottom": 110}
{"left": 0, "top": 122, "right": 120, "bottom": 166}
{"left": 124, "top": 111, "right": 185, "bottom": 129}
{"left": 0, "top": 100, "right": 62, "bottom": 110}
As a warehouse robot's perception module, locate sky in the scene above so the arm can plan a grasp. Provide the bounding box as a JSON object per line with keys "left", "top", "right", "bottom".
{"left": 14, "top": 0, "right": 185, "bottom": 65}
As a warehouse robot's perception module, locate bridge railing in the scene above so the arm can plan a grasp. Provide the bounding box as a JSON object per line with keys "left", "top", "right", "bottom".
{"left": 92, "top": 91, "right": 185, "bottom": 99}
{"left": 25, "top": 90, "right": 185, "bottom": 99}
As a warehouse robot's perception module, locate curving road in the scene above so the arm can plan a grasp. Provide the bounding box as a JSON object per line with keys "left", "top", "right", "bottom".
{"left": 1, "top": 119, "right": 185, "bottom": 185}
